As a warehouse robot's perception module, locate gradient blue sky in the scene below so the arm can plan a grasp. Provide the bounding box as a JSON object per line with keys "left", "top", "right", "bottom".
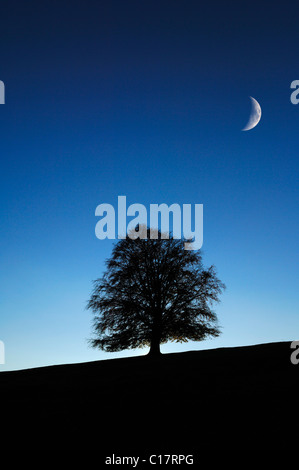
{"left": 0, "top": 1, "right": 298, "bottom": 370}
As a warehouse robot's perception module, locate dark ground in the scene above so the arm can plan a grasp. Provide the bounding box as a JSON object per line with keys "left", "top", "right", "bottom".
{"left": 0, "top": 341, "right": 298, "bottom": 452}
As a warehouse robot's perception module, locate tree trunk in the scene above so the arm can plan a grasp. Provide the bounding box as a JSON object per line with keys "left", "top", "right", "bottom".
{"left": 148, "top": 316, "right": 162, "bottom": 357}
{"left": 148, "top": 336, "right": 161, "bottom": 357}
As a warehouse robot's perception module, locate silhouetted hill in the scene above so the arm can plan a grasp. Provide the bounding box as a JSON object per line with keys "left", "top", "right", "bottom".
{"left": 0, "top": 341, "right": 298, "bottom": 451}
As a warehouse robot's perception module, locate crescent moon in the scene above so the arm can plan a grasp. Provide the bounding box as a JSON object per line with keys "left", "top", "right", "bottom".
{"left": 242, "top": 96, "right": 262, "bottom": 131}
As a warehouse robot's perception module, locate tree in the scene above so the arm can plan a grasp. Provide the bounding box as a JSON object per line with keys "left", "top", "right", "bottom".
{"left": 87, "top": 226, "right": 225, "bottom": 357}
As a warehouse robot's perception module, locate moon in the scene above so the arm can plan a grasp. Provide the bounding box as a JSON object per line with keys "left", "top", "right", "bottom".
{"left": 242, "top": 96, "right": 262, "bottom": 131}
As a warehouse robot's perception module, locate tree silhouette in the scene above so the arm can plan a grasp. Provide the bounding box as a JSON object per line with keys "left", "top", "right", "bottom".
{"left": 87, "top": 226, "right": 225, "bottom": 357}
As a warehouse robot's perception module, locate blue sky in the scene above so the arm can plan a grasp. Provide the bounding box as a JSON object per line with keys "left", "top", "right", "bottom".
{"left": 0, "top": 1, "right": 298, "bottom": 370}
